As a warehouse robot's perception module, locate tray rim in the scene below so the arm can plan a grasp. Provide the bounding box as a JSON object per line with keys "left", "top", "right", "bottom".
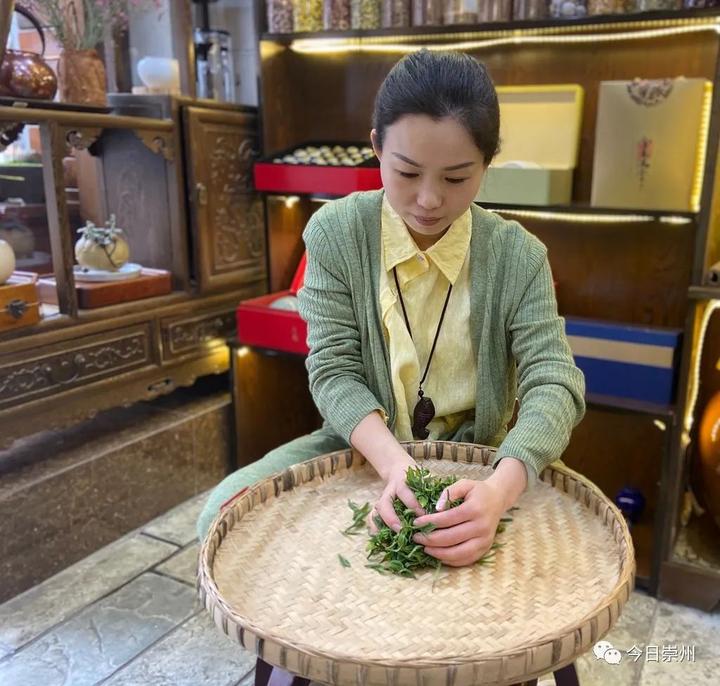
{"left": 198, "top": 441, "right": 636, "bottom": 685}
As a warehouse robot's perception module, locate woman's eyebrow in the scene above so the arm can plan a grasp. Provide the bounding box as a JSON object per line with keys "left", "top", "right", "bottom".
{"left": 391, "top": 152, "right": 475, "bottom": 171}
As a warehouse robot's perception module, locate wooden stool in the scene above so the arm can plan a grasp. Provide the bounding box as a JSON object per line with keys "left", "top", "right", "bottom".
{"left": 254, "top": 657, "right": 580, "bottom": 686}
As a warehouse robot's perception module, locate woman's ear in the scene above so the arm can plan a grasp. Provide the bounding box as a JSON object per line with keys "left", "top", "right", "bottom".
{"left": 370, "top": 129, "right": 381, "bottom": 161}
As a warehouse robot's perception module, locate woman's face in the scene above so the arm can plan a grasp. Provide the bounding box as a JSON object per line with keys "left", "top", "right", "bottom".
{"left": 371, "top": 114, "right": 486, "bottom": 239}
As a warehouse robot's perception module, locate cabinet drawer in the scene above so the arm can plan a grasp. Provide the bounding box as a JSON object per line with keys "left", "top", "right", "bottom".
{"left": 161, "top": 307, "right": 236, "bottom": 362}
{"left": 0, "top": 323, "right": 154, "bottom": 409}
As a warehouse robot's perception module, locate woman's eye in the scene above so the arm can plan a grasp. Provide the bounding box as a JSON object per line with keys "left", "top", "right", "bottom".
{"left": 446, "top": 178, "right": 468, "bottom": 184}
{"left": 398, "top": 171, "right": 419, "bottom": 179}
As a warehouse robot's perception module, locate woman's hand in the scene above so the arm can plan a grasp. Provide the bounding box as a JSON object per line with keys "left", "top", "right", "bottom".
{"left": 410, "top": 478, "right": 507, "bottom": 567}
{"left": 367, "top": 455, "right": 426, "bottom": 534}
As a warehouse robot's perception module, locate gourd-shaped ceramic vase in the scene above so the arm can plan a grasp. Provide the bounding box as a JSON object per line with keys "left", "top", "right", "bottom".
{"left": 697, "top": 390, "right": 720, "bottom": 530}
{"left": 0, "top": 238, "right": 16, "bottom": 285}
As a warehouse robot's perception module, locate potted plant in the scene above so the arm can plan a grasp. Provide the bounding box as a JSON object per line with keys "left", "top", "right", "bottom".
{"left": 25, "top": 0, "right": 161, "bottom": 106}
{"left": 75, "top": 214, "right": 129, "bottom": 271}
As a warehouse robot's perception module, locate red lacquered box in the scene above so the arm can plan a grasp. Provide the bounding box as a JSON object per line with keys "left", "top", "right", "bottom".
{"left": 254, "top": 141, "right": 382, "bottom": 196}
{"left": 236, "top": 253, "right": 310, "bottom": 355}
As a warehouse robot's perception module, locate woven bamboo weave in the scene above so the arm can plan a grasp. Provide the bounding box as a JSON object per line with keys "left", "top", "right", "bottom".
{"left": 198, "top": 442, "right": 635, "bottom": 686}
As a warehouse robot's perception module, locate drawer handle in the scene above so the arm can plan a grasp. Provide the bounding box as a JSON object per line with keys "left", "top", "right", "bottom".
{"left": 44, "top": 353, "right": 85, "bottom": 385}
{"left": 148, "top": 378, "right": 175, "bottom": 394}
{"left": 7, "top": 299, "right": 27, "bottom": 320}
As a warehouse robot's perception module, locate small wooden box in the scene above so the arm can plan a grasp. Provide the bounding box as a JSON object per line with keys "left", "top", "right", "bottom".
{"left": 38, "top": 268, "right": 172, "bottom": 309}
{"left": 0, "top": 272, "right": 40, "bottom": 332}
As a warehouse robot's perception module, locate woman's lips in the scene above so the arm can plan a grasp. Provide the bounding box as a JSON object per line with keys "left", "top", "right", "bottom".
{"left": 414, "top": 215, "right": 442, "bottom": 226}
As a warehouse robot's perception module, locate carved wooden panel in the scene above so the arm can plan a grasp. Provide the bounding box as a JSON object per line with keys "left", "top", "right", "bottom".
{"left": 0, "top": 323, "right": 154, "bottom": 409}
{"left": 161, "top": 307, "right": 236, "bottom": 361}
{"left": 184, "top": 106, "right": 267, "bottom": 292}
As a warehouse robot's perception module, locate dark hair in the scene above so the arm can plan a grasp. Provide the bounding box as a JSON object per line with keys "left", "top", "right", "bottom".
{"left": 372, "top": 49, "right": 500, "bottom": 165}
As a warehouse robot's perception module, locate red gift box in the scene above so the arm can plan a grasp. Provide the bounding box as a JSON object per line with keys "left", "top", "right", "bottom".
{"left": 236, "top": 253, "right": 310, "bottom": 355}
{"left": 253, "top": 141, "right": 382, "bottom": 196}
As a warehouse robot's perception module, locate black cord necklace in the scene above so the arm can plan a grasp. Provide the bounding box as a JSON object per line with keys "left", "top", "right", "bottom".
{"left": 393, "top": 266, "right": 453, "bottom": 439}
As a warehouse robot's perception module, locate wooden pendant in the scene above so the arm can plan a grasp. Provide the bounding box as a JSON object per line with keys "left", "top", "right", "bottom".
{"left": 412, "top": 395, "right": 435, "bottom": 439}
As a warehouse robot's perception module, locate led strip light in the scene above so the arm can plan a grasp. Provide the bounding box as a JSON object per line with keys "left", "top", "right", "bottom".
{"left": 486, "top": 208, "right": 693, "bottom": 224}
{"left": 288, "top": 21, "right": 720, "bottom": 55}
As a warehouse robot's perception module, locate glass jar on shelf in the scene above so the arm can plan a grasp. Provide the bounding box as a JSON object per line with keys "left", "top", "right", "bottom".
{"left": 631, "top": 0, "right": 681, "bottom": 9}
{"left": 324, "top": 0, "right": 352, "bottom": 28}
{"left": 478, "top": 0, "right": 512, "bottom": 20}
{"left": 352, "top": 0, "right": 382, "bottom": 27}
{"left": 382, "top": 0, "right": 411, "bottom": 26}
{"left": 548, "top": 0, "right": 588, "bottom": 18}
{"left": 293, "top": 0, "right": 324, "bottom": 31}
{"left": 444, "top": 0, "right": 478, "bottom": 24}
{"left": 268, "top": 0, "right": 294, "bottom": 32}
{"left": 412, "top": 0, "right": 444, "bottom": 24}
{"left": 512, "top": 0, "right": 548, "bottom": 18}
{"left": 587, "top": 0, "right": 622, "bottom": 13}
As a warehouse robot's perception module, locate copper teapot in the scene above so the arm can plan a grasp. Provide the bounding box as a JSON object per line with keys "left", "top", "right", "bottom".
{"left": 0, "top": 3, "right": 57, "bottom": 101}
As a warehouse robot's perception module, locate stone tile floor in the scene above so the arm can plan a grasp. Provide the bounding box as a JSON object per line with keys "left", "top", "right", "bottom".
{"left": 0, "top": 492, "right": 718, "bottom": 686}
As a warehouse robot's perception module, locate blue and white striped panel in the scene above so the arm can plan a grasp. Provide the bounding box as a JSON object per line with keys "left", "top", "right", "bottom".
{"left": 564, "top": 318, "right": 682, "bottom": 405}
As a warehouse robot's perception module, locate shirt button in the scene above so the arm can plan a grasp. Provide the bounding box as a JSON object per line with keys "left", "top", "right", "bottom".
{"left": 417, "top": 254, "right": 425, "bottom": 262}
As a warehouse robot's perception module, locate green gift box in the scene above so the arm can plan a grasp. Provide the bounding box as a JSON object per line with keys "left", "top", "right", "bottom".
{"left": 475, "top": 85, "right": 584, "bottom": 207}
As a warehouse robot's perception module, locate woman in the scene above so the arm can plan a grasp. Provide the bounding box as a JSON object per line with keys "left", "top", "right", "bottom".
{"left": 197, "top": 49, "right": 585, "bottom": 568}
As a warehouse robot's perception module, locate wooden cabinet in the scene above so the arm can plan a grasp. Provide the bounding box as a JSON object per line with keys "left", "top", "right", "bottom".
{"left": 184, "top": 106, "right": 267, "bottom": 292}
{"left": 0, "top": 99, "right": 267, "bottom": 449}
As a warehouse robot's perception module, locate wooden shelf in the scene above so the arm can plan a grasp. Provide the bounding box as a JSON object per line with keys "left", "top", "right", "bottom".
{"left": 660, "top": 512, "right": 720, "bottom": 609}
{"left": 267, "top": 192, "right": 698, "bottom": 221}
{"left": 262, "top": 8, "right": 720, "bottom": 43}
{"left": 672, "top": 510, "right": 720, "bottom": 575}
{"left": 631, "top": 518, "right": 655, "bottom": 590}
{"left": 482, "top": 203, "right": 697, "bottom": 221}
{"left": 688, "top": 285, "right": 720, "bottom": 300}
{"left": 586, "top": 393, "right": 675, "bottom": 418}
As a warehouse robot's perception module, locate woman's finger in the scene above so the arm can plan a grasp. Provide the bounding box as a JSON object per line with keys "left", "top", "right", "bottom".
{"left": 413, "top": 499, "right": 474, "bottom": 529}
{"left": 366, "top": 507, "right": 380, "bottom": 535}
{"left": 435, "top": 479, "right": 474, "bottom": 511}
{"left": 376, "top": 491, "right": 403, "bottom": 532}
{"left": 413, "top": 519, "right": 484, "bottom": 548}
{"left": 396, "top": 483, "right": 425, "bottom": 517}
{"left": 424, "top": 537, "right": 490, "bottom": 566}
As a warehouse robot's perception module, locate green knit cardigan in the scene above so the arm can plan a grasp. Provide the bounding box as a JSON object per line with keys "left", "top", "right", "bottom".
{"left": 297, "top": 190, "right": 585, "bottom": 487}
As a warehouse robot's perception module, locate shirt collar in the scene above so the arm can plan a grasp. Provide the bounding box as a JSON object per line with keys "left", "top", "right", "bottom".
{"left": 381, "top": 195, "right": 472, "bottom": 285}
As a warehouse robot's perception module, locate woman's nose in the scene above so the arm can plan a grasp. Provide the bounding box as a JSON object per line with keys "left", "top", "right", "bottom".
{"left": 417, "top": 186, "right": 442, "bottom": 210}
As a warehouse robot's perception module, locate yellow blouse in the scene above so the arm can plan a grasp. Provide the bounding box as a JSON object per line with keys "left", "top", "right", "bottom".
{"left": 379, "top": 196, "right": 476, "bottom": 441}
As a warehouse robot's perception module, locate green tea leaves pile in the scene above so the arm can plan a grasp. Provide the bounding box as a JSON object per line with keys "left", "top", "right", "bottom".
{"left": 339, "top": 466, "right": 514, "bottom": 579}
